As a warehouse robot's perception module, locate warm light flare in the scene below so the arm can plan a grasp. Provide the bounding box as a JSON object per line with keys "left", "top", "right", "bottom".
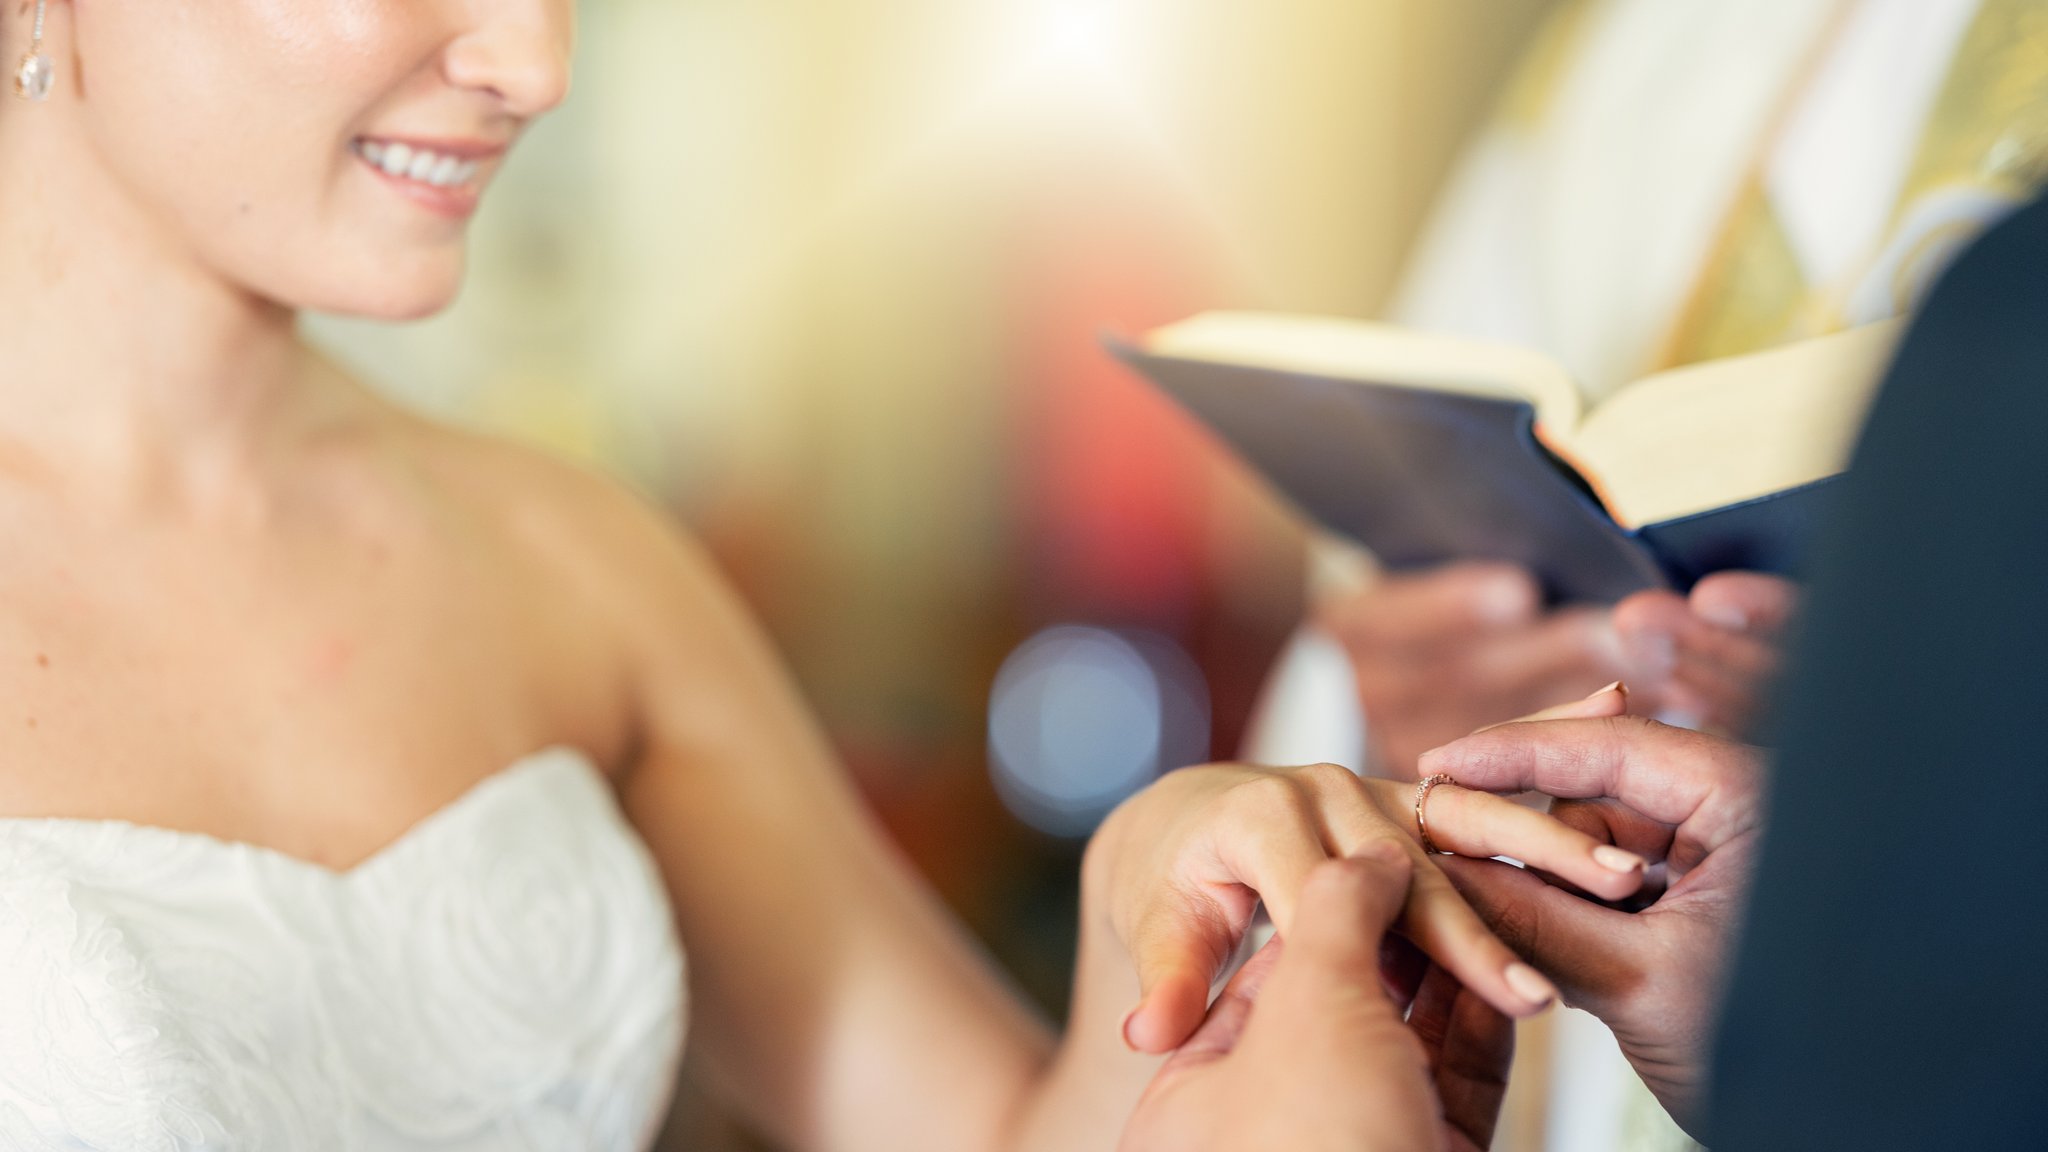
{"left": 1034, "top": 1, "right": 1124, "bottom": 70}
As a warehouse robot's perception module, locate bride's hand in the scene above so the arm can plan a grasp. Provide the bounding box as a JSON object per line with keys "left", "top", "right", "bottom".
{"left": 1085, "top": 683, "right": 1648, "bottom": 1053}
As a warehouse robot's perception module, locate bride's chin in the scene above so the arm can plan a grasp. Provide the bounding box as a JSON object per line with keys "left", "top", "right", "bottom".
{"left": 296, "top": 255, "right": 468, "bottom": 323}
{"left": 368, "top": 282, "right": 465, "bottom": 323}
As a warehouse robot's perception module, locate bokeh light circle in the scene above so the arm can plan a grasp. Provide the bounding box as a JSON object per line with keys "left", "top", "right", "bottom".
{"left": 988, "top": 625, "right": 1210, "bottom": 837}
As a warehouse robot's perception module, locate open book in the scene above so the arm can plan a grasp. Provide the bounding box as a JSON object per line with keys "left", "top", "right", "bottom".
{"left": 1108, "top": 313, "right": 1901, "bottom": 602}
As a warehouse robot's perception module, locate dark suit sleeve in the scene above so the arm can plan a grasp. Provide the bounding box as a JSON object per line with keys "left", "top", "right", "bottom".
{"left": 1707, "top": 193, "right": 2048, "bottom": 1150}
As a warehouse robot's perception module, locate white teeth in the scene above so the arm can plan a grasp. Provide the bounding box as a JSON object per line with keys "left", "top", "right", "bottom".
{"left": 356, "top": 140, "right": 482, "bottom": 189}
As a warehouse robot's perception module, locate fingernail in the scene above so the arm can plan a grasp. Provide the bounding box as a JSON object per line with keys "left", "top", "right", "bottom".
{"left": 1590, "top": 680, "right": 1626, "bottom": 699}
{"left": 1505, "top": 963, "right": 1557, "bottom": 1008}
{"left": 1697, "top": 602, "right": 1749, "bottom": 632}
{"left": 1593, "top": 844, "right": 1646, "bottom": 873}
{"left": 1121, "top": 1007, "right": 1142, "bottom": 1051}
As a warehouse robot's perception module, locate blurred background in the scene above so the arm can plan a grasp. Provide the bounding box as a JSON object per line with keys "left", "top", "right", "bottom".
{"left": 309, "top": 0, "right": 1554, "bottom": 1144}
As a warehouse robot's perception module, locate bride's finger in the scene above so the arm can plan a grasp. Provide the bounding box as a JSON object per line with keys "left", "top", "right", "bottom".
{"left": 1124, "top": 775, "right": 1334, "bottom": 1054}
{"left": 1305, "top": 778, "right": 1558, "bottom": 1018}
{"left": 1398, "top": 860, "right": 1559, "bottom": 1018}
{"left": 1420, "top": 784, "right": 1647, "bottom": 903}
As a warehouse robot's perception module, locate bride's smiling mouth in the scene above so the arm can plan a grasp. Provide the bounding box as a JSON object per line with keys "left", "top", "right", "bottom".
{"left": 349, "top": 136, "right": 507, "bottom": 219}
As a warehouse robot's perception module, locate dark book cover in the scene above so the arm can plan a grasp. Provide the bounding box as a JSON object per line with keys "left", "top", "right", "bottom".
{"left": 1110, "top": 338, "right": 1828, "bottom": 603}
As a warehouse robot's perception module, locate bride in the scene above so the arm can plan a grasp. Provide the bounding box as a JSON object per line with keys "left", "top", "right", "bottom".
{"left": 0, "top": 2, "right": 1645, "bottom": 1148}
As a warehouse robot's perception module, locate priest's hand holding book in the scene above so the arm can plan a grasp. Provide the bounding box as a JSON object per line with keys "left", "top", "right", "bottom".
{"left": 1320, "top": 562, "right": 1796, "bottom": 770}
{"left": 1316, "top": 561, "right": 1629, "bottom": 774}
{"left": 1110, "top": 311, "right": 1888, "bottom": 762}
{"left": 1613, "top": 570, "right": 1799, "bottom": 737}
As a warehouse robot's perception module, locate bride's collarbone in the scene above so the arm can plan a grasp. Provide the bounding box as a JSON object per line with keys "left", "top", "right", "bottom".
{"left": 0, "top": 430, "right": 655, "bottom": 866}
{"left": 0, "top": 575, "right": 629, "bottom": 868}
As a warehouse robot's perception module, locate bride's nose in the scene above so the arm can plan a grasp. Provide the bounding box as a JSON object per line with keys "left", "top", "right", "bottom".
{"left": 441, "top": 0, "right": 574, "bottom": 118}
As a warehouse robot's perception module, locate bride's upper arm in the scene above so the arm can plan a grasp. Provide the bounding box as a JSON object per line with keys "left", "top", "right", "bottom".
{"left": 550, "top": 474, "right": 1051, "bottom": 1152}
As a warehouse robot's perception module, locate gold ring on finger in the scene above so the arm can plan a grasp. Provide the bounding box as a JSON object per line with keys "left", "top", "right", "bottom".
{"left": 1414, "top": 773, "right": 1457, "bottom": 855}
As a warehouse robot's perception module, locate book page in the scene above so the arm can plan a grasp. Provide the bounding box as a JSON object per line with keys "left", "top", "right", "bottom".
{"left": 1570, "top": 320, "right": 1903, "bottom": 529}
{"left": 1145, "top": 312, "right": 1585, "bottom": 432}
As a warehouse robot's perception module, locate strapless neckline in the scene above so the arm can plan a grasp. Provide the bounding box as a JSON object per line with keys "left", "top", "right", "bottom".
{"left": 0, "top": 743, "right": 686, "bottom": 1150}
{"left": 0, "top": 745, "right": 598, "bottom": 881}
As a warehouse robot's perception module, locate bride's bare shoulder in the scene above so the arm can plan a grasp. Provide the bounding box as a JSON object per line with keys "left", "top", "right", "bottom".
{"left": 382, "top": 403, "right": 731, "bottom": 623}
{"left": 385, "top": 411, "right": 789, "bottom": 746}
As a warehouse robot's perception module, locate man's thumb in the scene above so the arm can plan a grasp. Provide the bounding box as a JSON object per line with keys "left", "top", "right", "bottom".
{"left": 1273, "top": 845, "right": 1413, "bottom": 993}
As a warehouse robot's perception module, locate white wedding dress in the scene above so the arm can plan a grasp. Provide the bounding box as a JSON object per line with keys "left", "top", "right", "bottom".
{"left": 0, "top": 747, "right": 687, "bottom": 1151}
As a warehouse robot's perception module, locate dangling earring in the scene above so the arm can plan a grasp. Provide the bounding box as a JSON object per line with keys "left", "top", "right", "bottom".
{"left": 12, "top": 0, "right": 53, "bottom": 103}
